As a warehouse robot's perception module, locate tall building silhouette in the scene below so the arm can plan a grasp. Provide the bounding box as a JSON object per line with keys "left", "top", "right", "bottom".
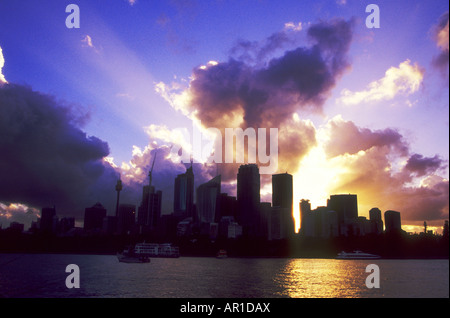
{"left": 40, "top": 207, "right": 57, "bottom": 234}
{"left": 237, "top": 164, "right": 261, "bottom": 237}
{"left": 196, "top": 175, "right": 221, "bottom": 223}
{"left": 137, "top": 185, "right": 162, "bottom": 234}
{"left": 173, "top": 164, "right": 195, "bottom": 219}
{"left": 84, "top": 203, "right": 107, "bottom": 232}
{"left": 384, "top": 210, "right": 401, "bottom": 233}
{"left": 272, "top": 173, "right": 295, "bottom": 238}
{"left": 369, "top": 207, "right": 383, "bottom": 234}
{"left": 327, "top": 194, "right": 358, "bottom": 236}
{"left": 299, "top": 199, "right": 311, "bottom": 236}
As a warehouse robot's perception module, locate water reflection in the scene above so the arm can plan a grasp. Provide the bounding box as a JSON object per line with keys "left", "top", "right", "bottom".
{"left": 274, "top": 259, "right": 371, "bottom": 298}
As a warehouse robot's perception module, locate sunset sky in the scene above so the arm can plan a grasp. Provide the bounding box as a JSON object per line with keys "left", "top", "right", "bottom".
{"left": 0, "top": 0, "right": 448, "bottom": 233}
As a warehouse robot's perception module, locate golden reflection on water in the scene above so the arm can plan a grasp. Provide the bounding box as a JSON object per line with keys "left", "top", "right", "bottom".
{"left": 274, "top": 259, "right": 369, "bottom": 298}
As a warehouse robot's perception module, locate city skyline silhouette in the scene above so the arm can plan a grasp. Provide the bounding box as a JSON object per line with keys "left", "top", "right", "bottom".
{"left": 0, "top": 1, "right": 448, "bottom": 257}
{"left": 1, "top": 161, "right": 448, "bottom": 260}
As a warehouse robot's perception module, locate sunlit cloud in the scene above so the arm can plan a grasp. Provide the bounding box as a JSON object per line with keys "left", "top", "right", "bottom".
{"left": 0, "top": 45, "right": 7, "bottom": 84}
{"left": 0, "top": 202, "right": 39, "bottom": 229}
{"left": 284, "top": 21, "right": 303, "bottom": 31}
{"left": 81, "top": 35, "right": 101, "bottom": 54}
{"left": 82, "top": 35, "right": 94, "bottom": 48}
{"left": 290, "top": 115, "right": 448, "bottom": 231}
{"left": 338, "top": 60, "right": 424, "bottom": 105}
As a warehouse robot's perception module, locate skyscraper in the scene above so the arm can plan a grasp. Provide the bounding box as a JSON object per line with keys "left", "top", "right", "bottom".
{"left": 272, "top": 173, "right": 295, "bottom": 238}
{"left": 40, "top": 207, "right": 57, "bottom": 234}
{"left": 237, "top": 164, "right": 261, "bottom": 237}
{"left": 327, "top": 194, "right": 358, "bottom": 236}
{"left": 84, "top": 203, "right": 107, "bottom": 232}
{"left": 137, "top": 185, "right": 162, "bottom": 233}
{"left": 299, "top": 199, "right": 311, "bottom": 236}
{"left": 196, "top": 175, "right": 221, "bottom": 223}
{"left": 173, "top": 164, "right": 195, "bottom": 219}
{"left": 384, "top": 210, "right": 401, "bottom": 233}
{"left": 369, "top": 207, "right": 383, "bottom": 234}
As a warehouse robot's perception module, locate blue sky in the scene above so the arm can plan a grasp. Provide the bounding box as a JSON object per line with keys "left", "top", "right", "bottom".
{"left": 0, "top": 0, "right": 449, "bottom": 232}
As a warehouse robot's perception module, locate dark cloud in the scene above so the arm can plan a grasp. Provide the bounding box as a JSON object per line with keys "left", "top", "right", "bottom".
{"left": 325, "top": 118, "right": 409, "bottom": 158}
{"left": 175, "top": 19, "right": 355, "bottom": 185}
{"left": 229, "top": 29, "right": 300, "bottom": 65}
{"left": 404, "top": 154, "right": 447, "bottom": 177}
{"left": 190, "top": 19, "right": 354, "bottom": 129}
{"left": 0, "top": 83, "right": 125, "bottom": 220}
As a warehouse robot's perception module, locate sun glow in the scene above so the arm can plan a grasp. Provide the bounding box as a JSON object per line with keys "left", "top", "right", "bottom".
{"left": 292, "top": 144, "right": 339, "bottom": 231}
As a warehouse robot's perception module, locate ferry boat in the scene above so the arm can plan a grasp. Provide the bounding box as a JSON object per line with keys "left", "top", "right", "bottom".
{"left": 118, "top": 242, "right": 180, "bottom": 261}
{"left": 336, "top": 250, "right": 381, "bottom": 260}
{"left": 117, "top": 245, "right": 150, "bottom": 263}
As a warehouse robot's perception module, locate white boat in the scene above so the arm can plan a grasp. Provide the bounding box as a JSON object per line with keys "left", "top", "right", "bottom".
{"left": 336, "top": 250, "right": 381, "bottom": 260}
{"left": 117, "top": 243, "right": 152, "bottom": 263}
{"left": 118, "top": 242, "right": 180, "bottom": 262}
{"left": 134, "top": 242, "right": 180, "bottom": 258}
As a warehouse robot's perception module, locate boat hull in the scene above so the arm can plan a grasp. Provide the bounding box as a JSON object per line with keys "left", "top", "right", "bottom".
{"left": 117, "top": 253, "right": 150, "bottom": 263}
{"left": 336, "top": 251, "right": 381, "bottom": 260}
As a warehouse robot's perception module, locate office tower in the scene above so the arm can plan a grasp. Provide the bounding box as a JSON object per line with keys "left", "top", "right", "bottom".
{"left": 356, "top": 216, "right": 372, "bottom": 236}
{"left": 237, "top": 164, "right": 261, "bottom": 237}
{"left": 272, "top": 173, "right": 295, "bottom": 237}
{"left": 138, "top": 185, "right": 162, "bottom": 233}
{"left": 327, "top": 194, "right": 358, "bottom": 236}
{"left": 84, "top": 203, "right": 107, "bottom": 232}
{"left": 40, "top": 207, "right": 57, "bottom": 234}
{"left": 369, "top": 207, "right": 383, "bottom": 234}
{"left": 299, "top": 199, "right": 311, "bottom": 235}
{"left": 384, "top": 210, "right": 401, "bottom": 233}
{"left": 118, "top": 204, "right": 136, "bottom": 235}
{"left": 327, "top": 194, "right": 358, "bottom": 222}
{"left": 196, "top": 175, "right": 221, "bottom": 223}
{"left": 173, "top": 164, "right": 195, "bottom": 218}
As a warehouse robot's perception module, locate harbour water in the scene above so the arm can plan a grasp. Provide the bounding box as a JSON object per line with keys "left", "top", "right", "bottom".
{"left": 0, "top": 254, "right": 448, "bottom": 298}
